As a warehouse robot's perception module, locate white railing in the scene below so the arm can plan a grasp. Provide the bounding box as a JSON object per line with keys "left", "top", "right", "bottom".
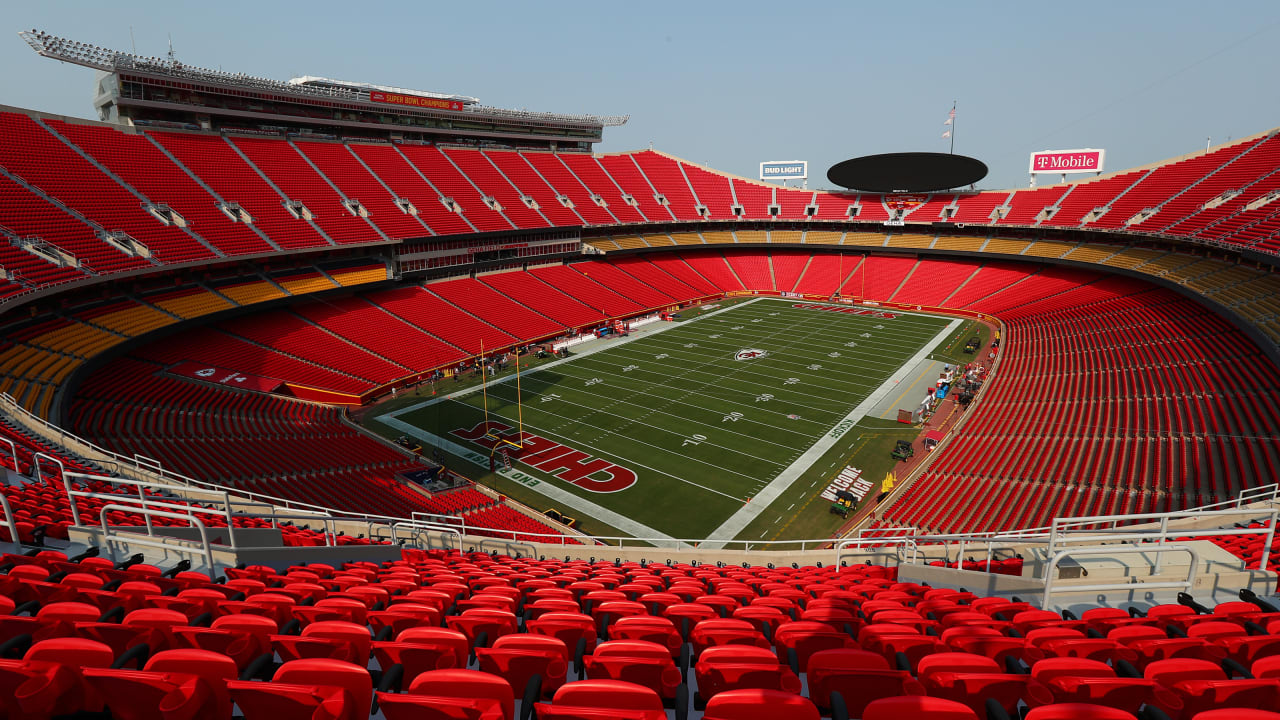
{"left": 32, "top": 452, "right": 65, "bottom": 485}
{"left": 388, "top": 520, "right": 464, "bottom": 550}
{"left": 834, "top": 535, "right": 922, "bottom": 566}
{"left": 0, "top": 435, "right": 17, "bottom": 474}
{"left": 97, "top": 503, "right": 220, "bottom": 580}
{"left": 853, "top": 500, "right": 1280, "bottom": 575}
{"left": 1047, "top": 506, "right": 1280, "bottom": 574}
{"left": 1043, "top": 544, "right": 1200, "bottom": 608}
{"left": 0, "top": 494, "right": 20, "bottom": 546}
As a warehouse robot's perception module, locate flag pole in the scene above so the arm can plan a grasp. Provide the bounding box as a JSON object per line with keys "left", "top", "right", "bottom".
{"left": 950, "top": 101, "right": 956, "bottom": 155}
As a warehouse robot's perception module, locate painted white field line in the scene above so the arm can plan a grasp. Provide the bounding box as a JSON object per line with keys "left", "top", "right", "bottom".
{"left": 481, "top": 382, "right": 792, "bottom": 467}
{"left": 531, "top": 300, "right": 872, "bottom": 423}
{"left": 642, "top": 325, "right": 946, "bottom": 362}
{"left": 638, "top": 334, "right": 942, "bottom": 374}
{"left": 688, "top": 309, "right": 950, "bottom": 339}
{"left": 382, "top": 298, "right": 768, "bottom": 418}
{"left": 555, "top": 307, "right": 903, "bottom": 417}
{"left": 747, "top": 297, "right": 955, "bottom": 323}
{"left": 590, "top": 346, "right": 896, "bottom": 401}
{"left": 379, "top": 415, "right": 678, "bottom": 543}
{"left": 506, "top": 372, "right": 814, "bottom": 449}
{"left": 699, "top": 316, "right": 963, "bottom": 548}
{"left": 557, "top": 357, "right": 857, "bottom": 419}
{"left": 538, "top": 368, "right": 828, "bottom": 440}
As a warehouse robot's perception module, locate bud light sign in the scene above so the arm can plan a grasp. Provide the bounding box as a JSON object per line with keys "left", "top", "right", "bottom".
{"left": 759, "top": 160, "right": 808, "bottom": 181}
{"left": 1029, "top": 149, "right": 1105, "bottom": 175}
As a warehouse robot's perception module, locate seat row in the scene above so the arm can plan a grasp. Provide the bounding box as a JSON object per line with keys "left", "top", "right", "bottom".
{"left": 3, "top": 107, "right": 1280, "bottom": 298}
{"left": 6, "top": 548, "right": 1280, "bottom": 719}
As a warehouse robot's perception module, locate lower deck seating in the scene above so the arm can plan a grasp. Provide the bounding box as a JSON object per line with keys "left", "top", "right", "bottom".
{"left": 1, "top": 418, "right": 360, "bottom": 546}
{"left": 465, "top": 503, "right": 579, "bottom": 544}
{"left": 67, "top": 357, "right": 439, "bottom": 519}
{"left": 66, "top": 357, "right": 570, "bottom": 540}
{"left": 2, "top": 548, "right": 1278, "bottom": 720}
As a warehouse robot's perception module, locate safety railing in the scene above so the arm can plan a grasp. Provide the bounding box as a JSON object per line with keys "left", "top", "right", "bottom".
{"left": 97, "top": 503, "right": 220, "bottom": 580}
{"left": 247, "top": 512, "right": 341, "bottom": 547}
{"left": 64, "top": 471, "right": 237, "bottom": 535}
{"left": 1043, "top": 544, "right": 1200, "bottom": 608}
{"left": 834, "top": 535, "right": 923, "bottom": 566}
{"left": 388, "top": 520, "right": 464, "bottom": 551}
{"left": 410, "top": 510, "right": 466, "bottom": 530}
{"left": 31, "top": 452, "right": 65, "bottom": 485}
{"left": 1, "top": 494, "right": 19, "bottom": 546}
{"left": 0, "top": 435, "right": 16, "bottom": 474}
{"left": 859, "top": 484, "right": 1280, "bottom": 572}
{"left": 1047, "top": 506, "right": 1280, "bottom": 573}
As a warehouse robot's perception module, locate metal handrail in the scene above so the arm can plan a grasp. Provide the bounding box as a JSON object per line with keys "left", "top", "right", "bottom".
{"left": 390, "top": 520, "right": 464, "bottom": 550}
{"left": 834, "top": 536, "right": 921, "bottom": 566}
{"left": 0, "top": 436, "right": 16, "bottom": 474}
{"left": 1043, "top": 544, "right": 1200, "bottom": 609}
{"left": 0, "top": 494, "right": 20, "bottom": 546}
{"left": 850, "top": 502, "right": 1280, "bottom": 574}
{"left": 97, "top": 503, "right": 219, "bottom": 580}
{"left": 31, "top": 452, "right": 64, "bottom": 485}
{"left": 244, "top": 512, "right": 340, "bottom": 547}
{"left": 63, "top": 471, "right": 236, "bottom": 531}
{"left": 86, "top": 490, "right": 241, "bottom": 551}
{"left": 1049, "top": 506, "right": 1279, "bottom": 573}
{"left": 410, "top": 510, "right": 466, "bottom": 529}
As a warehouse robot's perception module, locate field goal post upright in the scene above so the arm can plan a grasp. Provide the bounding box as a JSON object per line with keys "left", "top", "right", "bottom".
{"left": 479, "top": 339, "right": 526, "bottom": 470}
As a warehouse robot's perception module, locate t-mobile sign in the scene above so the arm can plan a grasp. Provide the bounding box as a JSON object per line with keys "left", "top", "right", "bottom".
{"left": 1029, "top": 149, "right": 1105, "bottom": 175}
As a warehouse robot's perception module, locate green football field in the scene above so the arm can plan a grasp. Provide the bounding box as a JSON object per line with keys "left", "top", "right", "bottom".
{"left": 378, "top": 297, "right": 957, "bottom": 543}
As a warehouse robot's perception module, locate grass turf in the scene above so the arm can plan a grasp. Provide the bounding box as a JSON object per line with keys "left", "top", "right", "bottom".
{"left": 382, "top": 297, "right": 954, "bottom": 541}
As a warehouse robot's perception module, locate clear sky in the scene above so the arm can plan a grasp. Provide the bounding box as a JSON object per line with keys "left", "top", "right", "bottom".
{"left": 3, "top": 1, "right": 1278, "bottom": 190}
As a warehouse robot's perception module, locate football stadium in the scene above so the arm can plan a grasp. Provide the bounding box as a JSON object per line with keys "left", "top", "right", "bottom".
{"left": 1, "top": 7, "right": 1280, "bottom": 719}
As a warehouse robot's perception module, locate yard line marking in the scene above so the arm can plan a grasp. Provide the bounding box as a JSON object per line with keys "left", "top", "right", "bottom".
{"left": 510, "top": 376, "right": 816, "bottom": 447}
{"left": 555, "top": 360, "right": 851, "bottom": 418}
{"left": 481, "top": 384, "right": 798, "bottom": 465}
{"left": 539, "top": 365, "right": 837, "bottom": 434}
{"left": 638, "top": 335, "right": 932, "bottom": 374}
{"left": 475, "top": 401, "right": 779, "bottom": 487}
{"left": 594, "top": 348, "right": 886, "bottom": 402}
{"left": 700, "top": 316, "right": 963, "bottom": 548}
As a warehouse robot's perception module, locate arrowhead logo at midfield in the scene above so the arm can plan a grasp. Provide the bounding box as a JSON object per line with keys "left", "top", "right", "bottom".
{"left": 735, "top": 348, "right": 768, "bottom": 361}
